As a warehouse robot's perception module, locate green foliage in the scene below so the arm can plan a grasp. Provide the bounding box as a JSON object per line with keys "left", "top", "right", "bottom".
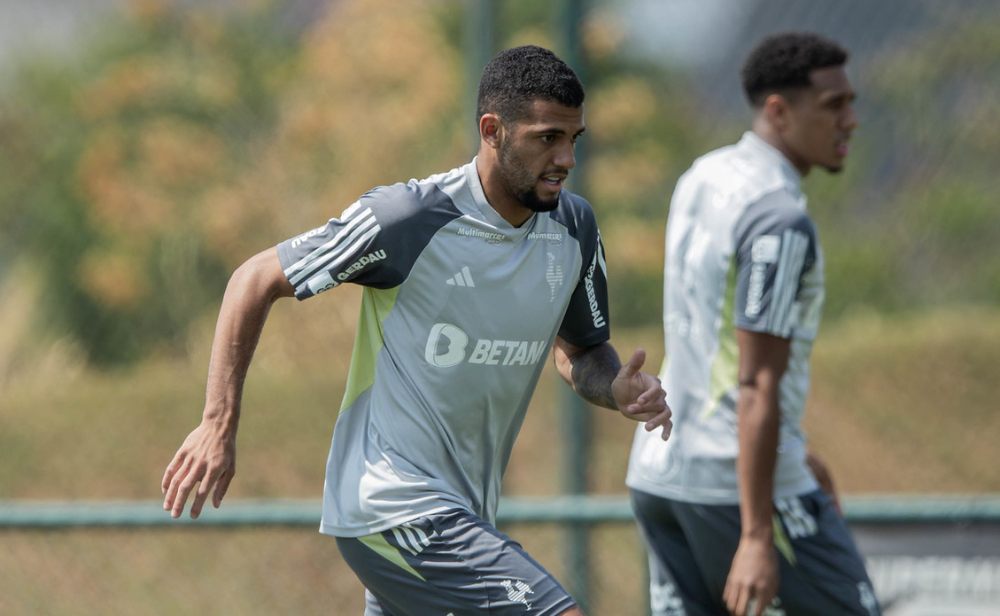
{"left": 2, "top": 4, "right": 299, "bottom": 364}
{"left": 3, "top": 1, "right": 1000, "bottom": 364}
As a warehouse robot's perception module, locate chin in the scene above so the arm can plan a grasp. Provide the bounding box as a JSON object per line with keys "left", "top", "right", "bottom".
{"left": 520, "top": 191, "right": 561, "bottom": 213}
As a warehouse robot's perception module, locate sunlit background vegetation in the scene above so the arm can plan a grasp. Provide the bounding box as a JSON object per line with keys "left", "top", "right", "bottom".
{"left": 1, "top": 0, "right": 999, "bottom": 613}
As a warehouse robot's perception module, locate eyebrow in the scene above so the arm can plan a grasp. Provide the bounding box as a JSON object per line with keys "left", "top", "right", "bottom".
{"left": 819, "top": 90, "right": 856, "bottom": 104}
{"left": 534, "top": 126, "right": 587, "bottom": 137}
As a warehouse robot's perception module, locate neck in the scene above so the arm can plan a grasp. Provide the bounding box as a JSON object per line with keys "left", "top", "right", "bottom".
{"left": 751, "top": 118, "right": 810, "bottom": 177}
{"left": 476, "top": 147, "right": 533, "bottom": 227}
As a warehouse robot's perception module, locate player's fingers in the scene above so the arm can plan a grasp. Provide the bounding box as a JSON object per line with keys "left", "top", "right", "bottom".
{"left": 753, "top": 589, "right": 773, "bottom": 616}
{"left": 644, "top": 408, "right": 672, "bottom": 436}
{"left": 734, "top": 587, "right": 750, "bottom": 616}
{"left": 161, "top": 451, "right": 186, "bottom": 494}
{"left": 617, "top": 348, "right": 646, "bottom": 379}
{"left": 163, "top": 456, "right": 191, "bottom": 512}
{"left": 723, "top": 582, "right": 737, "bottom": 615}
{"left": 213, "top": 465, "right": 235, "bottom": 508}
{"left": 170, "top": 461, "right": 205, "bottom": 519}
{"left": 634, "top": 375, "right": 665, "bottom": 405}
{"left": 190, "top": 465, "right": 223, "bottom": 519}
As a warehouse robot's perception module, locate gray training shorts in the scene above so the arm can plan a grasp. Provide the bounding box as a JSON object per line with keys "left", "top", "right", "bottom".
{"left": 631, "top": 489, "right": 881, "bottom": 616}
{"left": 336, "top": 509, "right": 577, "bottom": 616}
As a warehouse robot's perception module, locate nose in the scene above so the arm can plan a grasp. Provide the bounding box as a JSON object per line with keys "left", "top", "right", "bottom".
{"left": 553, "top": 140, "right": 576, "bottom": 170}
{"left": 842, "top": 104, "right": 859, "bottom": 131}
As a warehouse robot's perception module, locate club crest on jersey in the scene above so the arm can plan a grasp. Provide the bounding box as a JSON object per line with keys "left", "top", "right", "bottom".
{"left": 500, "top": 579, "right": 534, "bottom": 608}
{"left": 546, "top": 252, "right": 564, "bottom": 302}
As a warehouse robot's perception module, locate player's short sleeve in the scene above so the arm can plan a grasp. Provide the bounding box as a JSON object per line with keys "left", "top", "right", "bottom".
{"left": 732, "top": 191, "right": 818, "bottom": 338}
{"left": 556, "top": 197, "right": 611, "bottom": 348}
{"left": 276, "top": 181, "right": 460, "bottom": 300}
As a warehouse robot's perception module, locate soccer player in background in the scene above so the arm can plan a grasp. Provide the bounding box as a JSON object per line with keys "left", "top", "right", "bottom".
{"left": 626, "top": 32, "right": 881, "bottom": 616}
{"left": 162, "top": 45, "right": 671, "bottom": 616}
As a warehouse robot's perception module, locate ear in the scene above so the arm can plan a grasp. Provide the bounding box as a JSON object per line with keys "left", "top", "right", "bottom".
{"left": 762, "top": 93, "right": 792, "bottom": 131}
{"left": 480, "top": 112, "right": 503, "bottom": 149}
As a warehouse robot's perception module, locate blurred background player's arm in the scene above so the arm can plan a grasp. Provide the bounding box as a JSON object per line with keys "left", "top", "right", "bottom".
{"left": 161, "top": 247, "right": 294, "bottom": 520}
{"left": 723, "top": 328, "right": 790, "bottom": 616}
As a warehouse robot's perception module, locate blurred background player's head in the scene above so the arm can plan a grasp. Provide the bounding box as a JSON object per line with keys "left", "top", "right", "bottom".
{"left": 740, "top": 31, "right": 848, "bottom": 108}
{"left": 742, "top": 32, "right": 857, "bottom": 175}
{"left": 476, "top": 45, "right": 585, "bottom": 126}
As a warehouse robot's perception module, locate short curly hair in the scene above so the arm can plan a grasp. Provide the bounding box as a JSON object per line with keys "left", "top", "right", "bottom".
{"left": 740, "top": 32, "right": 848, "bottom": 107}
{"left": 476, "top": 45, "right": 585, "bottom": 124}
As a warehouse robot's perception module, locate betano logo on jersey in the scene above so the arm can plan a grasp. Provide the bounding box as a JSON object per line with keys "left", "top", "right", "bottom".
{"left": 424, "top": 323, "right": 547, "bottom": 368}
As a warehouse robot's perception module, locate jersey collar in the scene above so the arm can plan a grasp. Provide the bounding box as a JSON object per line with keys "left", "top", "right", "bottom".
{"left": 463, "top": 157, "right": 535, "bottom": 239}
{"left": 738, "top": 131, "right": 803, "bottom": 195}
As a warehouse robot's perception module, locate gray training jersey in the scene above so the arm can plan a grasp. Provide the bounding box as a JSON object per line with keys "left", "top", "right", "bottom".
{"left": 277, "top": 159, "right": 610, "bottom": 537}
{"left": 627, "top": 131, "right": 822, "bottom": 504}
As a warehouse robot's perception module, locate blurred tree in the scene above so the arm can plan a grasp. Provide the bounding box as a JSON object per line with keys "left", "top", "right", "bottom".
{"left": 0, "top": 0, "right": 464, "bottom": 366}
{"left": 808, "top": 9, "right": 1000, "bottom": 316}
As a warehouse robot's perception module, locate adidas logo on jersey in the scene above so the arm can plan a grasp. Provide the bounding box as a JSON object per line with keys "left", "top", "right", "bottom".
{"left": 446, "top": 266, "right": 475, "bottom": 287}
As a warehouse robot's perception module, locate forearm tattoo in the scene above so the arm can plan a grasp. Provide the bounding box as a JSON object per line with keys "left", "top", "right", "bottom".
{"left": 570, "top": 342, "right": 622, "bottom": 410}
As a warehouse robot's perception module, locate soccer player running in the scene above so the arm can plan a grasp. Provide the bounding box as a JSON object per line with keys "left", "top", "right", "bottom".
{"left": 162, "top": 45, "right": 671, "bottom": 616}
{"left": 626, "top": 33, "right": 880, "bottom": 616}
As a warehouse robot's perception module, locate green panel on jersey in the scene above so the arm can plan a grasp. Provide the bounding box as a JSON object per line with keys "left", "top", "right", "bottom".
{"left": 772, "top": 514, "right": 797, "bottom": 565}
{"left": 703, "top": 257, "right": 739, "bottom": 418}
{"left": 358, "top": 533, "right": 427, "bottom": 581}
{"left": 340, "top": 286, "right": 400, "bottom": 413}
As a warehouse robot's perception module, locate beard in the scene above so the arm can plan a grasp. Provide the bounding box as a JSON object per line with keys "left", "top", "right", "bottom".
{"left": 498, "top": 139, "right": 561, "bottom": 213}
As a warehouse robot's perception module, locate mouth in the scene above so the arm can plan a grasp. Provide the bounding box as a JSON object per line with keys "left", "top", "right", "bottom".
{"left": 540, "top": 173, "right": 567, "bottom": 191}
{"left": 835, "top": 137, "right": 851, "bottom": 157}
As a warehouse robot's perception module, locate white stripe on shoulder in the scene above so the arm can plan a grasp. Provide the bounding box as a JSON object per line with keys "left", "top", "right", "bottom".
{"left": 596, "top": 232, "right": 607, "bottom": 276}
{"left": 768, "top": 229, "right": 808, "bottom": 335}
{"left": 291, "top": 224, "right": 381, "bottom": 288}
{"left": 283, "top": 207, "right": 375, "bottom": 279}
{"left": 288, "top": 215, "right": 378, "bottom": 285}
{"left": 340, "top": 200, "right": 364, "bottom": 221}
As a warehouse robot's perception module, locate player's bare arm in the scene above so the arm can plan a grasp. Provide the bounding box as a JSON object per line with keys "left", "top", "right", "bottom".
{"left": 723, "top": 328, "right": 791, "bottom": 616}
{"left": 551, "top": 337, "right": 671, "bottom": 437}
{"left": 161, "top": 247, "right": 294, "bottom": 519}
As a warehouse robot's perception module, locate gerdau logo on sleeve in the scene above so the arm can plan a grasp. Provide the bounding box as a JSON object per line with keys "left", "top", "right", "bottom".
{"left": 425, "top": 324, "right": 547, "bottom": 368}
{"left": 337, "top": 250, "right": 387, "bottom": 281}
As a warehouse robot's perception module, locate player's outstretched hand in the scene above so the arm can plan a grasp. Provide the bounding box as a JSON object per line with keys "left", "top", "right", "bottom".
{"left": 161, "top": 420, "right": 236, "bottom": 519}
{"left": 611, "top": 348, "right": 672, "bottom": 440}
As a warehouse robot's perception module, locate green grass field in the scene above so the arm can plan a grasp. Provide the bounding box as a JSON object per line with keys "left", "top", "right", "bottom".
{"left": 1, "top": 308, "right": 999, "bottom": 614}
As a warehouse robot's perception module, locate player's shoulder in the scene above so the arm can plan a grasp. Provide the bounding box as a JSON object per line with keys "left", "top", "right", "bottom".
{"left": 358, "top": 167, "right": 463, "bottom": 223}
{"left": 736, "top": 190, "right": 816, "bottom": 245}
{"left": 683, "top": 138, "right": 793, "bottom": 207}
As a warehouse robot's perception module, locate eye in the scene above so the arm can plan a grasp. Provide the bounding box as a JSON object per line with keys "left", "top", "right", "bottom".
{"left": 541, "top": 134, "right": 555, "bottom": 143}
